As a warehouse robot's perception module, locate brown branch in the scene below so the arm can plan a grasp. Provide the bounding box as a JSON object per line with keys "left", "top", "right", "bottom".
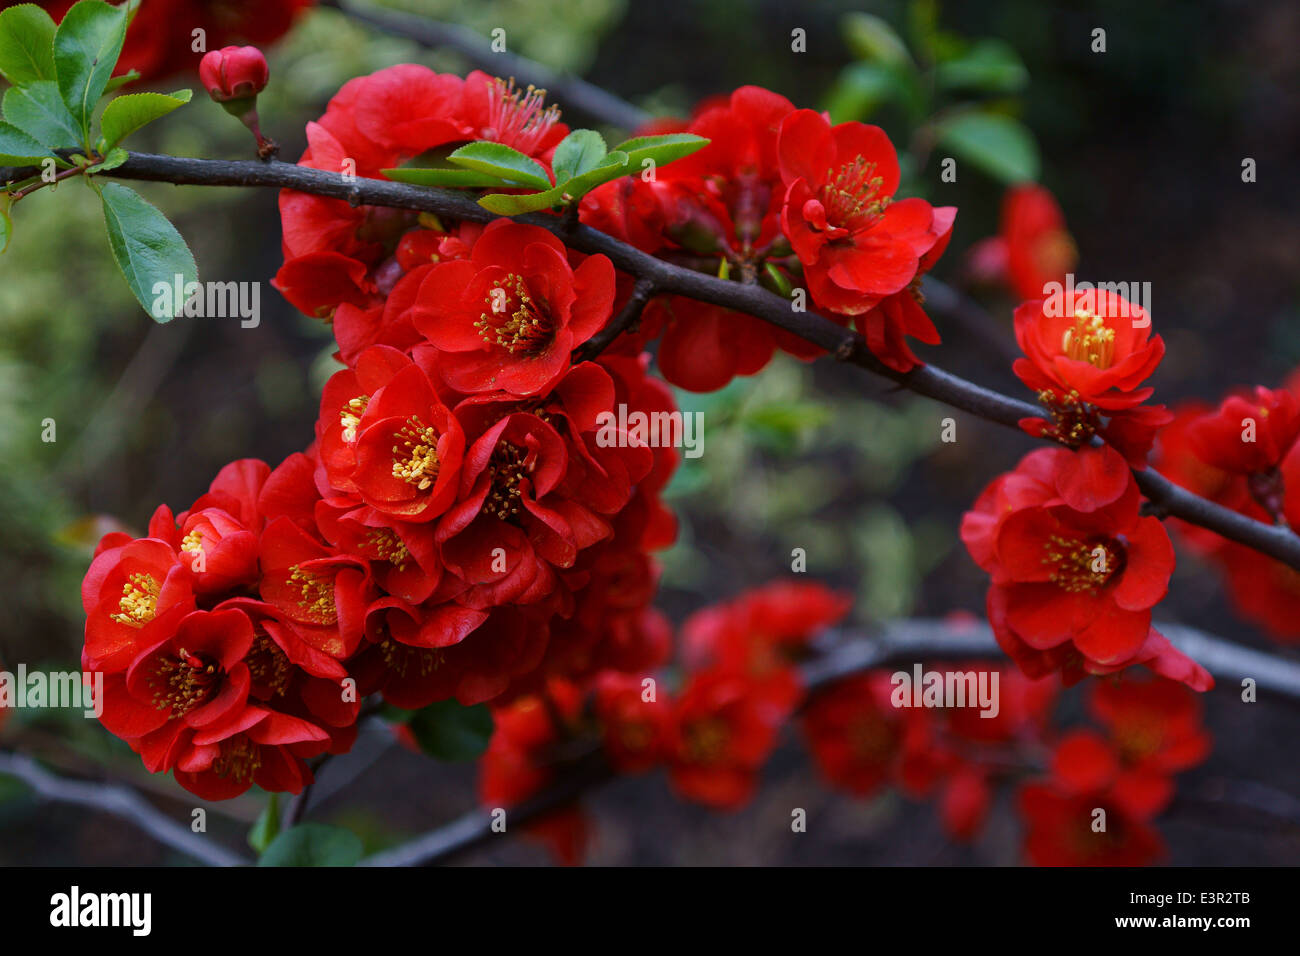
{"left": 0, "top": 150, "right": 1292, "bottom": 571}
{"left": 575, "top": 276, "right": 656, "bottom": 361}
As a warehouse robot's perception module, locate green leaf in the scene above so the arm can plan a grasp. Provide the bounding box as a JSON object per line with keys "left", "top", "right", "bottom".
{"left": 248, "top": 793, "right": 281, "bottom": 854}
{"left": 381, "top": 166, "right": 516, "bottom": 189}
{"left": 447, "top": 141, "right": 551, "bottom": 191}
{"left": 3, "top": 81, "right": 82, "bottom": 148}
{"left": 99, "top": 88, "right": 191, "bottom": 150}
{"left": 98, "top": 181, "right": 198, "bottom": 321}
{"left": 0, "top": 4, "right": 57, "bottom": 85}
{"left": 551, "top": 128, "right": 607, "bottom": 183}
{"left": 0, "top": 120, "right": 52, "bottom": 163}
{"left": 53, "top": 0, "right": 128, "bottom": 140}
{"left": 102, "top": 68, "right": 139, "bottom": 95}
{"left": 842, "top": 12, "right": 913, "bottom": 68}
{"left": 611, "top": 133, "right": 708, "bottom": 173}
{"left": 258, "top": 823, "right": 362, "bottom": 867}
{"left": 935, "top": 39, "right": 1028, "bottom": 94}
{"left": 477, "top": 184, "right": 566, "bottom": 215}
{"left": 397, "top": 700, "right": 494, "bottom": 762}
{"left": 824, "top": 62, "right": 904, "bottom": 123}
{"left": 86, "top": 144, "right": 126, "bottom": 173}
{"left": 934, "top": 111, "right": 1039, "bottom": 184}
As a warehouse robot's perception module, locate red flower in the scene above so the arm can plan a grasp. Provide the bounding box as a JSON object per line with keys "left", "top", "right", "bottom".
{"left": 1087, "top": 675, "right": 1211, "bottom": 816}
{"left": 198, "top": 45, "right": 268, "bottom": 103}
{"left": 1151, "top": 402, "right": 1246, "bottom": 556}
{"left": 333, "top": 360, "right": 465, "bottom": 521}
{"left": 962, "top": 448, "right": 1210, "bottom": 688}
{"left": 412, "top": 220, "right": 615, "bottom": 397}
{"left": 1186, "top": 385, "right": 1300, "bottom": 475}
{"left": 1018, "top": 780, "right": 1164, "bottom": 866}
{"left": 967, "top": 184, "right": 1077, "bottom": 301}
{"left": 1013, "top": 288, "right": 1170, "bottom": 465}
{"left": 800, "top": 672, "right": 904, "bottom": 797}
{"left": 778, "top": 109, "right": 954, "bottom": 316}
{"left": 665, "top": 670, "right": 785, "bottom": 808}
{"left": 82, "top": 538, "right": 196, "bottom": 674}
{"left": 593, "top": 672, "right": 671, "bottom": 773}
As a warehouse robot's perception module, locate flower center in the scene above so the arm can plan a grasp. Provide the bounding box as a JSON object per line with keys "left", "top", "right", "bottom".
{"left": 683, "top": 717, "right": 730, "bottom": 764}
{"left": 151, "top": 647, "right": 222, "bottom": 716}
{"left": 288, "top": 565, "right": 336, "bottom": 622}
{"left": 1061, "top": 308, "right": 1115, "bottom": 369}
{"left": 246, "top": 633, "right": 291, "bottom": 698}
{"left": 365, "top": 528, "right": 411, "bottom": 570}
{"left": 391, "top": 415, "right": 441, "bottom": 490}
{"left": 340, "top": 395, "right": 369, "bottom": 443}
{"left": 181, "top": 530, "right": 204, "bottom": 557}
{"left": 821, "top": 155, "right": 888, "bottom": 232}
{"left": 1043, "top": 535, "right": 1123, "bottom": 593}
{"left": 110, "top": 573, "right": 160, "bottom": 628}
{"left": 476, "top": 274, "right": 555, "bottom": 355}
{"left": 483, "top": 78, "right": 559, "bottom": 156}
{"left": 212, "top": 737, "right": 261, "bottom": 783}
{"left": 485, "top": 441, "right": 529, "bottom": 522}
{"left": 379, "top": 638, "right": 443, "bottom": 678}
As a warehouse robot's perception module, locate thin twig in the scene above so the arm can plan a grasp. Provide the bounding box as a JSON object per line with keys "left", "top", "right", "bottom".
{"left": 318, "top": 0, "right": 651, "bottom": 131}
{"left": 575, "top": 276, "right": 655, "bottom": 361}
{"left": 0, "top": 150, "right": 1292, "bottom": 571}
{"left": 0, "top": 750, "right": 249, "bottom": 866}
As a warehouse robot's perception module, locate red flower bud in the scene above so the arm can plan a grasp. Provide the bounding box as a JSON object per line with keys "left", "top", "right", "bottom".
{"left": 199, "top": 46, "right": 269, "bottom": 105}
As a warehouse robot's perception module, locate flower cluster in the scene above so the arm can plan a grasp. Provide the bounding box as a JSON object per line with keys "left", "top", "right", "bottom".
{"left": 473, "top": 582, "right": 1208, "bottom": 866}
{"left": 1155, "top": 377, "right": 1300, "bottom": 642}
{"left": 83, "top": 69, "right": 681, "bottom": 798}
{"left": 580, "top": 87, "right": 956, "bottom": 387}
{"left": 1018, "top": 674, "right": 1209, "bottom": 865}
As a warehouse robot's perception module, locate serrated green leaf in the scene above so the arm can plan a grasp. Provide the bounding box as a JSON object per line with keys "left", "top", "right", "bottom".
{"left": 99, "top": 88, "right": 191, "bottom": 150}
{"left": 447, "top": 140, "right": 551, "bottom": 191}
{"left": 102, "top": 68, "right": 139, "bottom": 95}
{"left": 248, "top": 793, "right": 281, "bottom": 854}
{"left": 0, "top": 4, "right": 57, "bottom": 85}
{"left": 99, "top": 181, "right": 197, "bottom": 321}
{"left": 381, "top": 166, "right": 516, "bottom": 189}
{"left": 53, "top": 0, "right": 128, "bottom": 140}
{"left": 934, "top": 111, "right": 1039, "bottom": 184}
{"left": 3, "top": 81, "right": 82, "bottom": 148}
{"left": 612, "top": 133, "right": 709, "bottom": 174}
{"left": 0, "top": 120, "right": 52, "bottom": 163}
{"left": 477, "top": 185, "right": 566, "bottom": 215}
{"left": 552, "top": 128, "right": 607, "bottom": 183}
{"left": 258, "top": 823, "right": 362, "bottom": 867}
{"left": 86, "top": 145, "right": 126, "bottom": 173}
{"left": 403, "top": 700, "right": 494, "bottom": 762}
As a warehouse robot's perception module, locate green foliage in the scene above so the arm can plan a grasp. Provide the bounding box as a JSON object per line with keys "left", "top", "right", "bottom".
{"left": 0, "top": 4, "right": 57, "bottom": 86}
{"left": 248, "top": 793, "right": 281, "bottom": 854}
{"left": 52, "top": 0, "right": 128, "bottom": 140}
{"left": 934, "top": 110, "right": 1039, "bottom": 183}
{"left": 824, "top": 2, "right": 1039, "bottom": 187}
{"left": 387, "top": 131, "right": 708, "bottom": 216}
{"left": 258, "top": 823, "right": 363, "bottom": 867}
{"left": 98, "top": 181, "right": 198, "bottom": 321}
{"left": 384, "top": 701, "right": 494, "bottom": 762}
{"left": 98, "top": 89, "right": 192, "bottom": 152}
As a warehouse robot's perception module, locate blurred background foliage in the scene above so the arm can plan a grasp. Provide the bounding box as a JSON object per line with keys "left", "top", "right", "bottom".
{"left": 1, "top": 0, "right": 1298, "bottom": 864}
